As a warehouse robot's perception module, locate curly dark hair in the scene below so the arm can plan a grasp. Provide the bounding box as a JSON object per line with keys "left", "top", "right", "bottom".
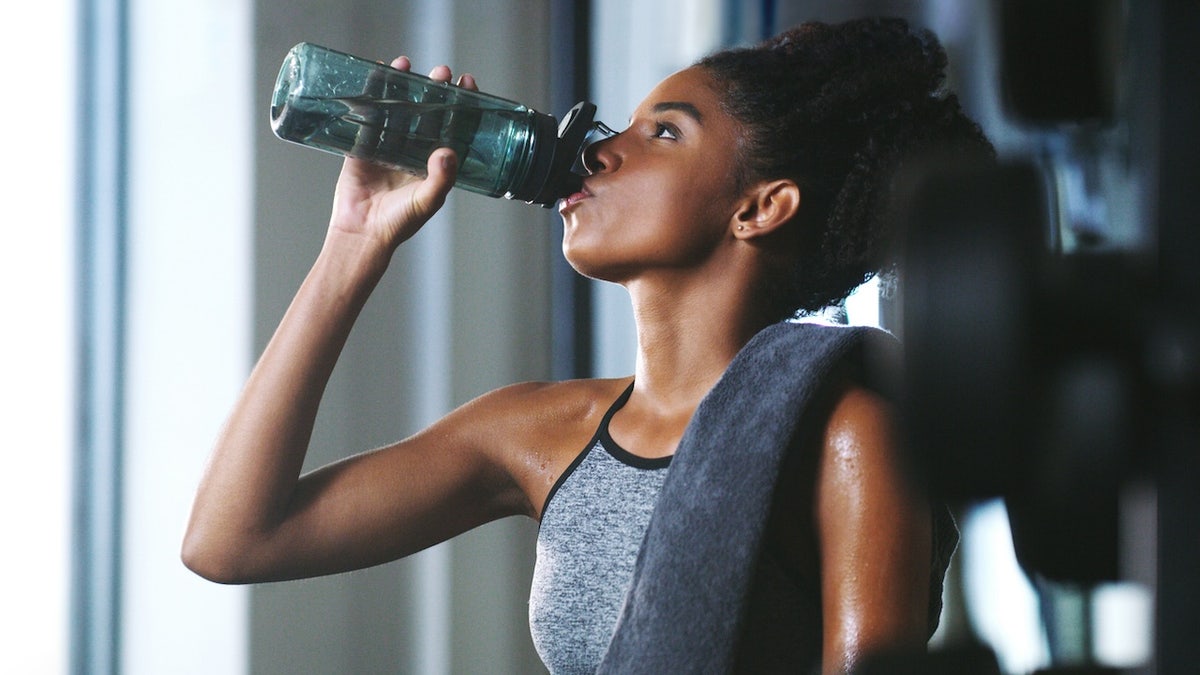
{"left": 698, "top": 17, "right": 994, "bottom": 319}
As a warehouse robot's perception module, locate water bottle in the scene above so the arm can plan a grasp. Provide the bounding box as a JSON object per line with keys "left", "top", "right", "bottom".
{"left": 270, "top": 42, "right": 608, "bottom": 207}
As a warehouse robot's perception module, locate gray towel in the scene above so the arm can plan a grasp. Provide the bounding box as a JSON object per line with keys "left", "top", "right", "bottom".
{"left": 598, "top": 321, "right": 929, "bottom": 673}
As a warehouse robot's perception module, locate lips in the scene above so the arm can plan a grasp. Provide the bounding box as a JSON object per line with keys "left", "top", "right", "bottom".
{"left": 558, "top": 186, "right": 592, "bottom": 213}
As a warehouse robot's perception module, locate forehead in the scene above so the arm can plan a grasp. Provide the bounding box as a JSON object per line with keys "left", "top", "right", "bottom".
{"left": 634, "top": 66, "right": 723, "bottom": 120}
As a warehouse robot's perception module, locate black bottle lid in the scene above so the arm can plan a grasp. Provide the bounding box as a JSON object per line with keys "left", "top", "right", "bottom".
{"left": 509, "top": 101, "right": 598, "bottom": 207}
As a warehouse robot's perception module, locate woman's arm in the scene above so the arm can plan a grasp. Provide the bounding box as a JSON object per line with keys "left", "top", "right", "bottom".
{"left": 181, "top": 61, "right": 521, "bottom": 584}
{"left": 817, "top": 385, "right": 932, "bottom": 673}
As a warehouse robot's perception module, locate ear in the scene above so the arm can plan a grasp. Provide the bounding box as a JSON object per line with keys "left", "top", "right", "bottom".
{"left": 732, "top": 179, "right": 801, "bottom": 240}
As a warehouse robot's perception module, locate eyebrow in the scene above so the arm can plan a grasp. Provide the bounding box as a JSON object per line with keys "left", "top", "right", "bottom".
{"left": 626, "top": 101, "right": 705, "bottom": 127}
{"left": 652, "top": 101, "right": 704, "bottom": 124}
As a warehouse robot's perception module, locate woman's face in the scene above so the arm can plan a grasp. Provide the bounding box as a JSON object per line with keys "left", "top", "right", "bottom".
{"left": 558, "top": 66, "right": 747, "bottom": 283}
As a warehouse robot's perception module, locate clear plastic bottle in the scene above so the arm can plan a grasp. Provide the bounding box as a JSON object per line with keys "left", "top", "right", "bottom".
{"left": 270, "top": 42, "right": 603, "bottom": 207}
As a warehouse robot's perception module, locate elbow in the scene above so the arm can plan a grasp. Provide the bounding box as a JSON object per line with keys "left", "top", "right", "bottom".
{"left": 180, "top": 526, "right": 255, "bottom": 585}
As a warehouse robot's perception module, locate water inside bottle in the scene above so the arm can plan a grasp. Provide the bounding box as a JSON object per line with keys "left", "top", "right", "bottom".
{"left": 272, "top": 88, "right": 536, "bottom": 198}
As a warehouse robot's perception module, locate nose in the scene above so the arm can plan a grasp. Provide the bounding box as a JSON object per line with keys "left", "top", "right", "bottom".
{"left": 581, "top": 141, "right": 607, "bottom": 174}
{"left": 577, "top": 122, "right": 619, "bottom": 175}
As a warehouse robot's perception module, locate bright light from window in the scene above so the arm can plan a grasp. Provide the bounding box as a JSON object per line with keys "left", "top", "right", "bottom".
{"left": 0, "top": 2, "right": 76, "bottom": 673}
{"left": 960, "top": 500, "right": 1049, "bottom": 674}
{"left": 844, "top": 275, "right": 882, "bottom": 327}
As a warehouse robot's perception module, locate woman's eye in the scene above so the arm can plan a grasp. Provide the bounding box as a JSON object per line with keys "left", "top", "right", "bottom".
{"left": 652, "top": 123, "right": 678, "bottom": 140}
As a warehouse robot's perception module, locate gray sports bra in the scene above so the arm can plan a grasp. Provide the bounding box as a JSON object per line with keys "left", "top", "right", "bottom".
{"left": 527, "top": 384, "right": 669, "bottom": 674}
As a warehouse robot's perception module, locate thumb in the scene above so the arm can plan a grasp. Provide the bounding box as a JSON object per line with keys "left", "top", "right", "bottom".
{"left": 387, "top": 149, "right": 458, "bottom": 248}
{"left": 412, "top": 148, "right": 458, "bottom": 214}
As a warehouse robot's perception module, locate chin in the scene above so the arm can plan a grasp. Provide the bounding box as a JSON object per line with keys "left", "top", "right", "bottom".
{"left": 561, "top": 246, "right": 603, "bottom": 281}
{"left": 560, "top": 223, "right": 644, "bottom": 285}
{"left": 561, "top": 244, "right": 626, "bottom": 284}
{"left": 561, "top": 231, "right": 595, "bottom": 276}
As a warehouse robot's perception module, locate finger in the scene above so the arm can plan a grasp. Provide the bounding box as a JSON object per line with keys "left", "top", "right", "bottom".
{"left": 390, "top": 55, "right": 411, "bottom": 71}
{"left": 428, "top": 64, "right": 452, "bottom": 83}
{"left": 455, "top": 73, "right": 478, "bottom": 91}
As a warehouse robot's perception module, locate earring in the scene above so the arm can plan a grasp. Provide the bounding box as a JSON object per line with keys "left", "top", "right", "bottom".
{"left": 737, "top": 225, "right": 746, "bottom": 232}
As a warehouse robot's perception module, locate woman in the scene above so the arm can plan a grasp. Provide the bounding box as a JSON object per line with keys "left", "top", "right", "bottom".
{"left": 183, "top": 17, "right": 991, "bottom": 673}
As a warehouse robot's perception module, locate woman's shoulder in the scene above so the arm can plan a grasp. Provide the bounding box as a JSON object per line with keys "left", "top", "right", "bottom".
{"left": 460, "top": 377, "right": 633, "bottom": 427}
{"left": 444, "top": 377, "right": 635, "bottom": 516}
{"left": 411, "top": 377, "right": 633, "bottom": 465}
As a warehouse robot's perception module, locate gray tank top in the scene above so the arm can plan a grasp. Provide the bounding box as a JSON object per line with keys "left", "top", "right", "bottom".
{"left": 528, "top": 384, "right": 670, "bottom": 675}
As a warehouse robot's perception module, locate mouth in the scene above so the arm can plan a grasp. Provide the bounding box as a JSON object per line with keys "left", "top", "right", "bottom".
{"left": 557, "top": 186, "right": 592, "bottom": 213}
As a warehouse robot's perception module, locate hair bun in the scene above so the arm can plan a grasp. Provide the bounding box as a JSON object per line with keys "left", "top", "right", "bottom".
{"left": 699, "top": 18, "right": 992, "bottom": 319}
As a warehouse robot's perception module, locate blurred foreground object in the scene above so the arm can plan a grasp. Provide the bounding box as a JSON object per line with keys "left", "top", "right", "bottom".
{"left": 891, "top": 1, "right": 1198, "bottom": 673}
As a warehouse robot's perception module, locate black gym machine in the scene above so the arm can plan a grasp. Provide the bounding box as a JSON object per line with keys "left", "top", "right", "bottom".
{"left": 861, "top": 1, "right": 1198, "bottom": 673}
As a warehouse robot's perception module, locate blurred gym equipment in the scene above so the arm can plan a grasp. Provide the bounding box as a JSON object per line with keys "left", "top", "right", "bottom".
{"left": 888, "top": 1, "right": 1198, "bottom": 673}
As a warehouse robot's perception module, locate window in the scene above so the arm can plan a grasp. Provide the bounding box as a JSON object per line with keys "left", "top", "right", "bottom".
{"left": 0, "top": 1, "right": 77, "bottom": 672}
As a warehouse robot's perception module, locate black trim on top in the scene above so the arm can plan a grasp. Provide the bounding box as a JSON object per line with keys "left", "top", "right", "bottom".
{"left": 596, "top": 405, "right": 674, "bottom": 472}
{"left": 540, "top": 382, "right": 633, "bottom": 517}
{"left": 541, "top": 381, "right": 673, "bottom": 518}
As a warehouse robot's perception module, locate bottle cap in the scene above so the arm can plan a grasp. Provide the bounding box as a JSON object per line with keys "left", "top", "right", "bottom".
{"left": 512, "top": 101, "right": 602, "bottom": 207}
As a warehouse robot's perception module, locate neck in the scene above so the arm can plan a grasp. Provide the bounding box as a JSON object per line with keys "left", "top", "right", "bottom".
{"left": 624, "top": 271, "right": 772, "bottom": 415}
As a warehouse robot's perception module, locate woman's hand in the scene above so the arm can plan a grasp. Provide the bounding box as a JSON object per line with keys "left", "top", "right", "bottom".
{"left": 327, "top": 58, "right": 479, "bottom": 252}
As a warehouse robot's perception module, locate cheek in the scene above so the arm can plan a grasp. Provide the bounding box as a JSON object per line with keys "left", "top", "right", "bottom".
{"left": 628, "top": 172, "right": 711, "bottom": 224}
{"left": 661, "top": 170, "right": 735, "bottom": 228}
{"left": 559, "top": 163, "right": 735, "bottom": 276}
